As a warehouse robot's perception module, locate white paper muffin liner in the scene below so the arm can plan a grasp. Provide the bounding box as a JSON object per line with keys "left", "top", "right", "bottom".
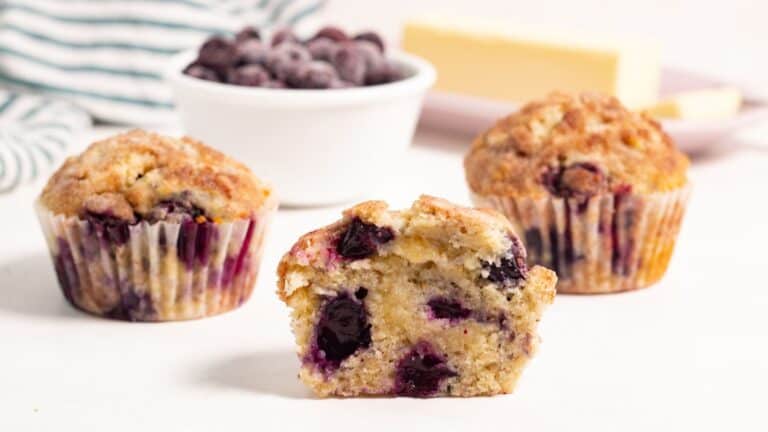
{"left": 36, "top": 202, "right": 275, "bottom": 321}
{"left": 472, "top": 185, "right": 691, "bottom": 293}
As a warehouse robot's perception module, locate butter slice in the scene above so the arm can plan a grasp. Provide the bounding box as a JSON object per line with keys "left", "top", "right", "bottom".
{"left": 402, "top": 18, "right": 660, "bottom": 108}
{"left": 645, "top": 88, "right": 742, "bottom": 120}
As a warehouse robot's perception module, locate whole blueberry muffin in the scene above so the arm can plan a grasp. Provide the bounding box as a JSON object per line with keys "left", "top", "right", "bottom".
{"left": 464, "top": 92, "right": 691, "bottom": 294}
{"left": 277, "top": 196, "right": 556, "bottom": 397}
{"left": 37, "top": 130, "right": 277, "bottom": 321}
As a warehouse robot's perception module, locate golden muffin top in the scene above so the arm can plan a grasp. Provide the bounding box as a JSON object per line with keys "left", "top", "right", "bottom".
{"left": 39, "top": 129, "right": 274, "bottom": 222}
{"left": 464, "top": 92, "right": 689, "bottom": 198}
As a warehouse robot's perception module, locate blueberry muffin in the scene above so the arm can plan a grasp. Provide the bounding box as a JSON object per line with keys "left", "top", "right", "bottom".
{"left": 277, "top": 196, "right": 557, "bottom": 397}
{"left": 465, "top": 92, "right": 690, "bottom": 294}
{"left": 37, "top": 130, "right": 277, "bottom": 321}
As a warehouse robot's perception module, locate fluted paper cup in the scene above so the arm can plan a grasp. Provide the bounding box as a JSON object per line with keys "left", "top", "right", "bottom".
{"left": 36, "top": 201, "right": 276, "bottom": 321}
{"left": 472, "top": 185, "right": 690, "bottom": 294}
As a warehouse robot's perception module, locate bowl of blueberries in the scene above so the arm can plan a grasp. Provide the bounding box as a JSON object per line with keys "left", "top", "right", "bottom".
{"left": 166, "top": 25, "right": 436, "bottom": 206}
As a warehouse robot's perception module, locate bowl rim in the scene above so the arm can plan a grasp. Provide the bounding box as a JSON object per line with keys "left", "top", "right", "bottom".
{"left": 165, "top": 48, "right": 437, "bottom": 106}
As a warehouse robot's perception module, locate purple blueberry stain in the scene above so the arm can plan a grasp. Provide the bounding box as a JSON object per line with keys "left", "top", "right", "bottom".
{"left": 394, "top": 342, "right": 457, "bottom": 397}
{"left": 105, "top": 289, "right": 155, "bottom": 322}
{"left": 83, "top": 210, "right": 132, "bottom": 245}
{"left": 427, "top": 297, "right": 471, "bottom": 321}
{"left": 335, "top": 217, "right": 395, "bottom": 260}
{"left": 53, "top": 238, "right": 80, "bottom": 304}
{"left": 310, "top": 291, "right": 371, "bottom": 372}
{"left": 611, "top": 185, "right": 635, "bottom": 276}
{"left": 524, "top": 228, "right": 543, "bottom": 261}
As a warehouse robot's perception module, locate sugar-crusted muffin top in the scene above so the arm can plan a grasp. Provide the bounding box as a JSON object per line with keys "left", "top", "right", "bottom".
{"left": 464, "top": 92, "right": 690, "bottom": 198}
{"left": 278, "top": 195, "right": 531, "bottom": 301}
{"left": 39, "top": 129, "right": 275, "bottom": 222}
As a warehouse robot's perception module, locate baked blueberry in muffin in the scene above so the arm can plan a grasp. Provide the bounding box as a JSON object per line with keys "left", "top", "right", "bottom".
{"left": 277, "top": 196, "right": 556, "bottom": 397}
{"left": 464, "top": 92, "right": 691, "bottom": 293}
{"left": 37, "top": 130, "right": 277, "bottom": 321}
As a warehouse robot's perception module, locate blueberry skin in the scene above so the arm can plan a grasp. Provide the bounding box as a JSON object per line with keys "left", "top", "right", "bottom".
{"left": 311, "top": 292, "right": 372, "bottom": 371}
{"left": 394, "top": 342, "right": 457, "bottom": 397}
{"left": 183, "top": 64, "right": 220, "bottom": 82}
{"left": 335, "top": 217, "right": 395, "bottom": 260}
{"left": 354, "top": 31, "right": 386, "bottom": 52}
{"left": 427, "top": 297, "right": 471, "bottom": 321}
{"left": 196, "top": 36, "right": 238, "bottom": 72}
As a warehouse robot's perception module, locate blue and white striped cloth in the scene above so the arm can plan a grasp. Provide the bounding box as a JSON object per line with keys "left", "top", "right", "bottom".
{"left": 0, "top": 0, "right": 325, "bottom": 124}
{"left": 0, "top": 90, "right": 90, "bottom": 193}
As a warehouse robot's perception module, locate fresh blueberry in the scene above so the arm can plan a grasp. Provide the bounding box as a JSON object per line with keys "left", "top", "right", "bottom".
{"left": 394, "top": 343, "right": 457, "bottom": 397}
{"left": 312, "top": 292, "right": 371, "bottom": 370}
{"left": 332, "top": 43, "right": 367, "bottom": 86}
{"left": 329, "top": 79, "right": 352, "bottom": 89}
{"left": 235, "top": 39, "right": 268, "bottom": 66}
{"left": 289, "top": 61, "right": 338, "bottom": 89}
{"left": 336, "top": 217, "right": 395, "bottom": 260}
{"left": 427, "top": 298, "right": 471, "bottom": 321}
{"left": 235, "top": 26, "right": 260, "bottom": 43}
{"left": 263, "top": 80, "right": 287, "bottom": 88}
{"left": 197, "top": 36, "right": 238, "bottom": 71}
{"left": 354, "top": 31, "right": 385, "bottom": 52}
{"left": 227, "top": 64, "right": 270, "bottom": 86}
{"left": 183, "top": 63, "right": 220, "bottom": 82}
{"left": 311, "top": 26, "right": 349, "bottom": 43}
{"left": 266, "top": 42, "right": 311, "bottom": 81}
{"left": 271, "top": 27, "right": 299, "bottom": 47}
{"left": 365, "top": 59, "right": 402, "bottom": 85}
{"left": 306, "top": 37, "right": 338, "bottom": 62}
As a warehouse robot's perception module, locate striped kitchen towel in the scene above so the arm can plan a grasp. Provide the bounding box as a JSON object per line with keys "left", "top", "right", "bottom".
{"left": 0, "top": 90, "right": 90, "bottom": 193}
{"left": 0, "top": 0, "right": 325, "bottom": 125}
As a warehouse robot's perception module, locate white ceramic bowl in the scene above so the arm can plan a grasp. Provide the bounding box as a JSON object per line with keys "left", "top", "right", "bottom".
{"left": 165, "top": 50, "right": 436, "bottom": 206}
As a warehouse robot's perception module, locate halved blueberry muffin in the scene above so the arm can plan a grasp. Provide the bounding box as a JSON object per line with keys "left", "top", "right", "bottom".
{"left": 37, "top": 129, "right": 277, "bottom": 321}
{"left": 465, "top": 92, "right": 691, "bottom": 293}
{"left": 277, "top": 196, "right": 557, "bottom": 397}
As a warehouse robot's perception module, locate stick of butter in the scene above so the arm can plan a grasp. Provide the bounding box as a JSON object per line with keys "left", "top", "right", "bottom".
{"left": 402, "top": 18, "right": 660, "bottom": 109}
{"left": 644, "top": 88, "right": 742, "bottom": 120}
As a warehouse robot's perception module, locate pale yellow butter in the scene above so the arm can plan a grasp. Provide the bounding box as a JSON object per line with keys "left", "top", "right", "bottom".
{"left": 402, "top": 18, "right": 660, "bottom": 109}
{"left": 645, "top": 88, "right": 742, "bottom": 120}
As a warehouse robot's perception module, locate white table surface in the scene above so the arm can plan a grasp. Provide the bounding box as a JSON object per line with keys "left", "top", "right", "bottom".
{"left": 1, "top": 124, "right": 767, "bottom": 431}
